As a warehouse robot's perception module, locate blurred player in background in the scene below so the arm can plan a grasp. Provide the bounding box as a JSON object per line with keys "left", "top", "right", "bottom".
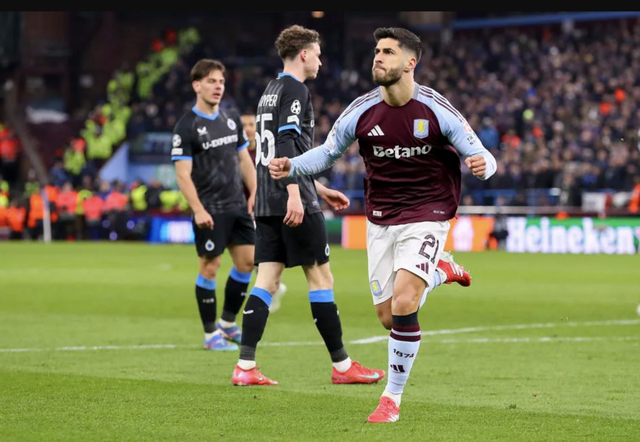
{"left": 241, "top": 111, "right": 288, "bottom": 313}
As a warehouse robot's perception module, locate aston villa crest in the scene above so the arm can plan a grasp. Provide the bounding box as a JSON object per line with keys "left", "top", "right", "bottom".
{"left": 413, "top": 119, "right": 429, "bottom": 138}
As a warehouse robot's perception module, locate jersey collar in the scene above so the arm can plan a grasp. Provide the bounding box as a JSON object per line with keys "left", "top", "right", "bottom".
{"left": 277, "top": 72, "right": 302, "bottom": 83}
{"left": 192, "top": 105, "right": 219, "bottom": 121}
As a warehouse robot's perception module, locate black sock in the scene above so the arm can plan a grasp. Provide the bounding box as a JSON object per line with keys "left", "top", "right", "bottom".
{"left": 310, "top": 290, "right": 347, "bottom": 363}
{"left": 239, "top": 287, "right": 272, "bottom": 361}
{"left": 195, "top": 274, "right": 217, "bottom": 333}
{"left": 221, "top": 267, "right": 252, "bottom": 323}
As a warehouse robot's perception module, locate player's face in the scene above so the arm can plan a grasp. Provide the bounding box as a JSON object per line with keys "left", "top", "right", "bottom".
{"left": 303, "top": 43, "right": 322, "bottom": 80}
{"left": 193, "top": 69, "right": 225, "bottom": 107}
{"left": 241, "top": 114, "right": 256, "bottom": 142}
{"left": 372, "top": 38, "right": 408, "bottom": 87}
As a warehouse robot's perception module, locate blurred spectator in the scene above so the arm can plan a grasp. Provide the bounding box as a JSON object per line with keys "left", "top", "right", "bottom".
{"left": 50, "top": 160, "right": 69, "bottom": 187}
{"left": 56, "top": 181, "right": 78, "bottom": 240}
{"left": 477, "top": 117, "right": 500, "bottom": 150}
{"left": 83, "top": 191, "right": 105, "bottom": 241}
{"left": 145, "top": 179, "right": 164, "bottom": 210}
{"left": 0, "top": 124, "right": 20, "bottom": 185}
{"left": 7, "top": 197, "right": 27, "bottom": 240}
{"left": 488, "top": 207, "right": 509, "bottom": 250}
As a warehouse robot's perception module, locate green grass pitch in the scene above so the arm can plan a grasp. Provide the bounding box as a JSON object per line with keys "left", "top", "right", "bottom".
{"left": 1, "top": 242, "right": 639, "bottom": 441}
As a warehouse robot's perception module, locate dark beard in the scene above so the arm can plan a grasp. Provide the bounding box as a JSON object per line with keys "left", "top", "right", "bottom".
{"left": 372, "top": 66, "right": 403, "bottom": 87}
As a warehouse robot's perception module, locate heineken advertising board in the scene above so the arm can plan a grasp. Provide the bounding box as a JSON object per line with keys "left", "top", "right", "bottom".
{"left": 506, "top": 217, "right": 640, "bottom": 254}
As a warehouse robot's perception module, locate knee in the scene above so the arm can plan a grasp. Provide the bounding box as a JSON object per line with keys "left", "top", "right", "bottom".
{"left": 233, "top": 261, "right": 254, "bottom": 275}
{"left": 305, "top": 265, "right": 334, "bottom": 291}
{"left": 392, "top": 292, "right": 421, "bottom": 316}
{"left": 255, "top": 272, "right": 281, "bottom": 295}
{"left": 258, "top": 278, "right": 281, "bottom": 295}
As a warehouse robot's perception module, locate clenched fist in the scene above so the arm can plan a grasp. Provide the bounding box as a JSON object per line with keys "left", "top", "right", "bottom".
{"left": 465, "top": 155, "right": 487, "bottom": 178}
{"left": 269, "top": 157, "right": 292, "bottom": 180}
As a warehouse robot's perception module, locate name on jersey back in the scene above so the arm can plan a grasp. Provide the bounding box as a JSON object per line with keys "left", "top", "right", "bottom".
{"left": 258, "top": 94, "right": 278, "bottom": 107}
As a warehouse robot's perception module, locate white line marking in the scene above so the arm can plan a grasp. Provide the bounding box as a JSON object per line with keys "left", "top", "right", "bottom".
{"left": 349, "top": 319, "right": 640, "bottom": 344}
{"left": 1, "top": 319, "right": 638, "bottom": 353}
{"left": 433, "top": 336, "right": 640, "bottom": 344}
{"left": 0, "top": 344, "right": 180, "bottom": 353}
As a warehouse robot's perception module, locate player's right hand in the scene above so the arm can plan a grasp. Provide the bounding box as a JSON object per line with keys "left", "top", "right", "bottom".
{"left": 269, "top": 157, "right": 292, "bottom": 180}
{"left": 284, "top": 196, "right": 304, "bottom": 227}
{"left": 194, "top": 209, "right": 214, "bottom": 230}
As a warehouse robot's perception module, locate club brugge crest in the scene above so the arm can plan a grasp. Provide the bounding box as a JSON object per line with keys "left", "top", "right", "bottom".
{"left": 413, "top": 119, "right": 429, "bottom": 138}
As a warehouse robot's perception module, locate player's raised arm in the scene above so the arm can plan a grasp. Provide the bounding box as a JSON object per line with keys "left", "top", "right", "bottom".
{"left": 269, "top": 101, "right": 359, "bottom": 180}
{"left": 431, "top": 92, "right": 497, "bottom": 180}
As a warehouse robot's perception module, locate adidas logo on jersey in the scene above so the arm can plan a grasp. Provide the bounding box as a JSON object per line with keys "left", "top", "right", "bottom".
{"left": 368, "top": 125, "right": 385, "bottom": 136}
{"left": 373, "top": 144, "right": 434, "bottom": 159}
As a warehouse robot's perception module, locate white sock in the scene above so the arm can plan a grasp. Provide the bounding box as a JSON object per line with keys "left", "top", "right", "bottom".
{"left": 382, "top": 390, "right": 402, "bottom": 407}
{"left": 218, "top": 318, "right": 235, "bottom": 328}
{"left": 386, "top": 324, "right": 421, "bottom": 397}
{"left": 333, "top": 357, "right": 352, "bottom": 373}
{"left": 420, "top": 270, "right": 445, "bottom": 308}
{"left": 237, "top": 359, "right": 256, "bottom": 370}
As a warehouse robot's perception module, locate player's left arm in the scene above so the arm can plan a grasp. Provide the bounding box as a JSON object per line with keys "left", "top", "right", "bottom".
{"left": 238, "top": 148, "right": 256, "bottom": 214}
{"left": 437, "top": 101, "right": 497, "bottom": 180}
{"left": 314, "top": 180, "right": 350, "bottom": 211}
{"left": 234, "top": 113, "right": 256, "bottom": 213}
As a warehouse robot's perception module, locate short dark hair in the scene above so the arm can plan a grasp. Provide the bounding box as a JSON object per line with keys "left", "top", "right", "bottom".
{"left": 373, "top": 27, "right": 422, "bottom": 63}
{"left": 275, "top": 25, "right": 321, "bottom": 61}
{"left": 190, "top": 59, "right": 225, "bottom": 82}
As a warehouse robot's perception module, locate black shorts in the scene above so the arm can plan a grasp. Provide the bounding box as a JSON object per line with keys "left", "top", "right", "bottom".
{"left": 254, "top": 212, "right": 330, "bottom": 268}
{"left": 193, "top": 210, "right": 255, "bottom": 257}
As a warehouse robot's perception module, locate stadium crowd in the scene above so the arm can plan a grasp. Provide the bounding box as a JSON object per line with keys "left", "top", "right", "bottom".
{"left": 3, "top": 17, "right": 640, "bottom": 240}
{"left": 127, "top": 18, "right": 640, "bottom": 205}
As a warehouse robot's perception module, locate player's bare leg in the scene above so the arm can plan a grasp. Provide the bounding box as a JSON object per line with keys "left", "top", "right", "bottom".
{"left": 375, "top": 254, "right": 470, "bottom": 332}
{"left": 304, "top": 263, "right": 385, "bottom": 384}
{"left": 368, "top": 270, "right": 425, "bottom": 423}
{"left": 232, "top": 262, "right": 282, "bottom": 386}
{"left": 269, "top": 281, "right": 287, "bottom": 313}
{"left": 216, "top": 244, "right": 254, "bottom": 345}
{"left": 251, "top": 265, "right": 287, "bottom": 314}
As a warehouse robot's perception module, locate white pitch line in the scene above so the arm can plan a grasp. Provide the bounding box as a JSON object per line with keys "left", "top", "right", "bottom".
{"left": 0, "top": 344, "right": 181, "bottom": 353}
{"left": 433, "top": 336, "right": 640, "bottom": 344}
{"left": 1, "top": 319, "right": 639, "bottom": 353}
{"left": 349, "top": 318, "right": 640, "bottom": 344}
